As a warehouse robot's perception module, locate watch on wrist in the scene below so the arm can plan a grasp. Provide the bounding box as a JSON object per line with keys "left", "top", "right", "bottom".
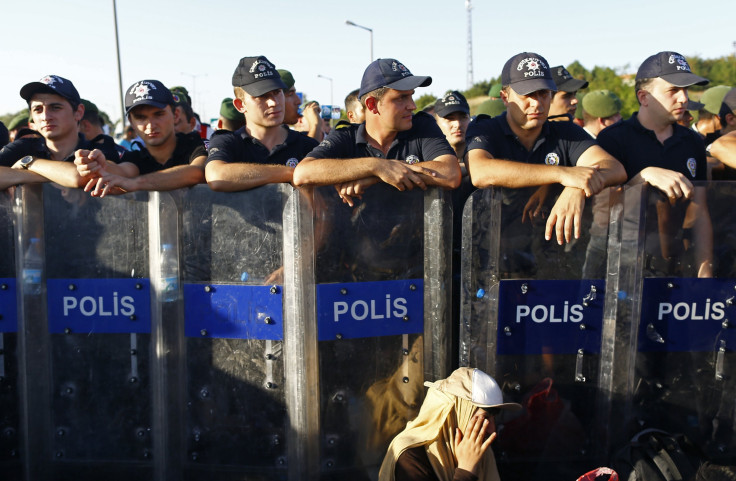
{"left": 19, "top": 155, "right": 35, "bottom": 169}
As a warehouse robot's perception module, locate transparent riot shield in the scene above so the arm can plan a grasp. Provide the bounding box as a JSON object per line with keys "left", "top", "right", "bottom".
{"left": 14, "top": 184, "right": 153, "bottom": 480}
{"left": 180, "top": 184, "right": 294, "bottom": 480}
{"left": 616, "top": 182, "right": 736, "bottom": 465}
{"left": 460, "top": 186, "right": 618, "bottom": 480}
{"left": 1, "top": 187, "right": 20, "bottom": 480}
{"left": 305, "top": 184, "right": 452, "bottom": 480}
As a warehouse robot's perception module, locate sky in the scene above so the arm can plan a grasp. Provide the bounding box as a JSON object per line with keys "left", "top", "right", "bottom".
{"left": 1, "top": 0, "right": 734, "bottom": 130}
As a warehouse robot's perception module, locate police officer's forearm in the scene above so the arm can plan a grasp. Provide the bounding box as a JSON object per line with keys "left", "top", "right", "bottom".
{"left": 205, "top": 161, "right": 293, "bottom": 192}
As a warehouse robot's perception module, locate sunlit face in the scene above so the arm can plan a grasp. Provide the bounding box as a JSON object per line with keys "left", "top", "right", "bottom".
{"left": 128, "top": 105, "right": 176, "bottom": 148}
{"left": 283, "top": 87, "right": 301, "bottom": 125}
{"left": 502, "top": 87, "right": 552, "bottom": 131}
{"left": 29, "top": 93, "right": 82, "bottom": 142}
{"left": 549, "top": 90, "right": 578, "bottom": 118}
{"left": 239, "top": 88, "right": 285, "bottom": 128}
{"left": 376, "top": 88, "right": 416, "bottom": 132}
{"left": 174, "top": 105, "right": 194, "bottom": 134}
{"left": 348, "top": 102, "right": 366, "bottom": 124}
{"left": 436, "top": 111, "right": 470, "bottom": 148}
{"left": 640, "top": 77, "right": 690, "bottom": 124}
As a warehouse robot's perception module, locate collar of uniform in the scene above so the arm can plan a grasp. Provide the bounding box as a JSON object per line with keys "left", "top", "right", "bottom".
{"left": 355, "top": 122, "right": 370, "bottom": 146}
{"left": 498, "top": 111, "right": 550, "bottom": 150}
{"left": 628, "top": 112, "right": 685, "bottom": 143}
{"left": 240, "top": 125, "right": 292, "bottom": 151}
{"left": 355, "top": 119, "right": 412, "bottom": 147}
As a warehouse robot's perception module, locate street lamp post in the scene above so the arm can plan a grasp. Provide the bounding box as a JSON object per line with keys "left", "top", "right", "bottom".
{"left": 317, "top": 74, "right": 334, "bottom": 127}
{"left": 345, "top": 20, "right": 373, "bottom": 62}
{"left": 112, "top": 0, "right": 125, "bottom": 130}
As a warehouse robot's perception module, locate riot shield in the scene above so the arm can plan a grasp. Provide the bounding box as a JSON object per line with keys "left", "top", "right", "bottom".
{"left": 305, "top": 184, "right": 452, "bottom": 480}
{"left": 15, "top": 184, "right": 153, "bottom": 480}
{"left": 460, "top": 186, "right": 618, "bottom": 480}
{"left": 616, "top": 182, "right": 736, "bottom": 465}
{"left": 0, "top": 187, "right": 20, "bottom": 480}
{"left": 180, "top": 184, "right": 293, "bottom": 480}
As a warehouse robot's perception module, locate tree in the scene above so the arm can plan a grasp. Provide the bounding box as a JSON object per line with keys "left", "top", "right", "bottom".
{"left": 414, "top": 92, "right": 438, "bottom": 112}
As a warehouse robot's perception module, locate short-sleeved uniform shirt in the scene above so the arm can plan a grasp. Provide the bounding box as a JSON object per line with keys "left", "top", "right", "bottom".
{"left": 123, "top": 132, "right": 206, "bottom": 175}
{"left": 0, "top": 133, "right": 121, "bottom": 167}
{"left": 597, "top": 112, "right": 706, "bottom": 181}
{"left": 598, "top": 112, "right": 707, "bottom": 276}
{"left": 306, "top": 111, "right": 455, "bottom": 162}
{"left": 465, "top": 112, "right": 597, "bottom": 278}
{"left": 88, "top": 133, "right": 127, "bottom": 161}
{"left": 207, "top": 125, "right": 318, "bottom": 167}
{"left": 465, "top": 112, "right": 596, "bottom": 166}
{"left": 305, "top": 112, "right": 455, "bottom": 282}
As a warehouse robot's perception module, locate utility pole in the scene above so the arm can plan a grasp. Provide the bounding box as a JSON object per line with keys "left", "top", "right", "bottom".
{"left": 466, "top": 0, "right": 474, "bottom": 90}
{"left": 112, "top": 0, "right": 125, "bottom": 129}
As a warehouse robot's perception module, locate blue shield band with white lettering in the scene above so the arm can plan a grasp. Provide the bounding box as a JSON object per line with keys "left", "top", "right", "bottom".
{"left": 0, "top": 278, "right": 17, "bottom": 333}
{"left": 497, "top": 279, "right": 605, "bottom": 355}
{"left": 184, "top": 284, "right": 283, "bottom": 340}
{"left": 639, "top": 278, "right": 736, "bottom": 352}
{"left": 47, "top": 278, "right": 151, "bottom": 334}
{"left": 317, "top": 279, "right": 423, "bottom": 341}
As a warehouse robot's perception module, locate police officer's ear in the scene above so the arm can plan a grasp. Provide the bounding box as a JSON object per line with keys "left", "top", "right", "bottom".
{"left": 365, "top": 96, "right": 379, "bottom": 114}
{"left": 636, "top": 88, "right": 649, "bottom": 107}
{"left": 233, "top": 97, "right": 246, "bottom": 114}
{"left": 73, "top": 102, "right": 85, "bottom": 123}
{"left": 172, "top": 105, "right": 182, "bottom": 124}
{"left": 499, "top": 88, "right": 510, "bottom": 106}
{"left": 726, "top": 112, "right": 736, "bottom": 128}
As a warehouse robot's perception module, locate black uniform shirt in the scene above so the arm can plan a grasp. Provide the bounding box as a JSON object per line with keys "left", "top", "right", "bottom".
{"left": 207, "top": 125, "right": 318, "bottom": 167}
{"left": 123, "top": 132, "right": 206, "bottom": 175}
{"left": 465, "top": 112, "right": 595, "bottom": 166}
{"left": 306, "top": 112, "right": 455, "bottom": 162}
{"left": 597, "top": 112, "right": 706, "bottom": 181}
{"left": 0, "top": 133, "right": 121, "bottom": 167}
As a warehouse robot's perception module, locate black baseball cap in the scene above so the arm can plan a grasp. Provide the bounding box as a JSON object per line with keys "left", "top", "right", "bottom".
{"left": 358, "top": 58, "right": 431, "bottom": 99}
{"left": 636, "top": 51, "right": 709, "bottom": 87}
{"left": 20, "top": 75, "right": 81, "bottom": 106}
{"left": 434, "top": 91, "right": 470, "bottom": 118}
{"left": 232, "top": 56, "right": 287, "bottom": 97}
{"left": 501, "top": 53, "right": 557, "bottom": 96}
{"left": 551, "top": 66, "right": 589, "bottom": 93}
{"left": 125, "top": 80, "right": 175, "bottom": 115}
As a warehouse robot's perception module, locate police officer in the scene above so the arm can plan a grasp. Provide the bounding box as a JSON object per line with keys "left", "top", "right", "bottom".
{"left": 597, "top": 51, "right": 712, "bottom": 277}
{"left": 434, "top": 91, "right": 471, "bottom": 159}
{"left": 0, "top": 75, "right": 119, "bottom": 190}
{"left": 75, "top": 79, "right": 207, "bottom": 197}
{"left": 465, "top": 52, "right": 626, "bottom": 245}
{"left": 548, "top": 65, "right": 589, "bottom": 121}
{"left": 293, "top": 57, "right": 460, "bottom": 205}
{"left": 205, "top": 56, "right": 318, "bottom": 191}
